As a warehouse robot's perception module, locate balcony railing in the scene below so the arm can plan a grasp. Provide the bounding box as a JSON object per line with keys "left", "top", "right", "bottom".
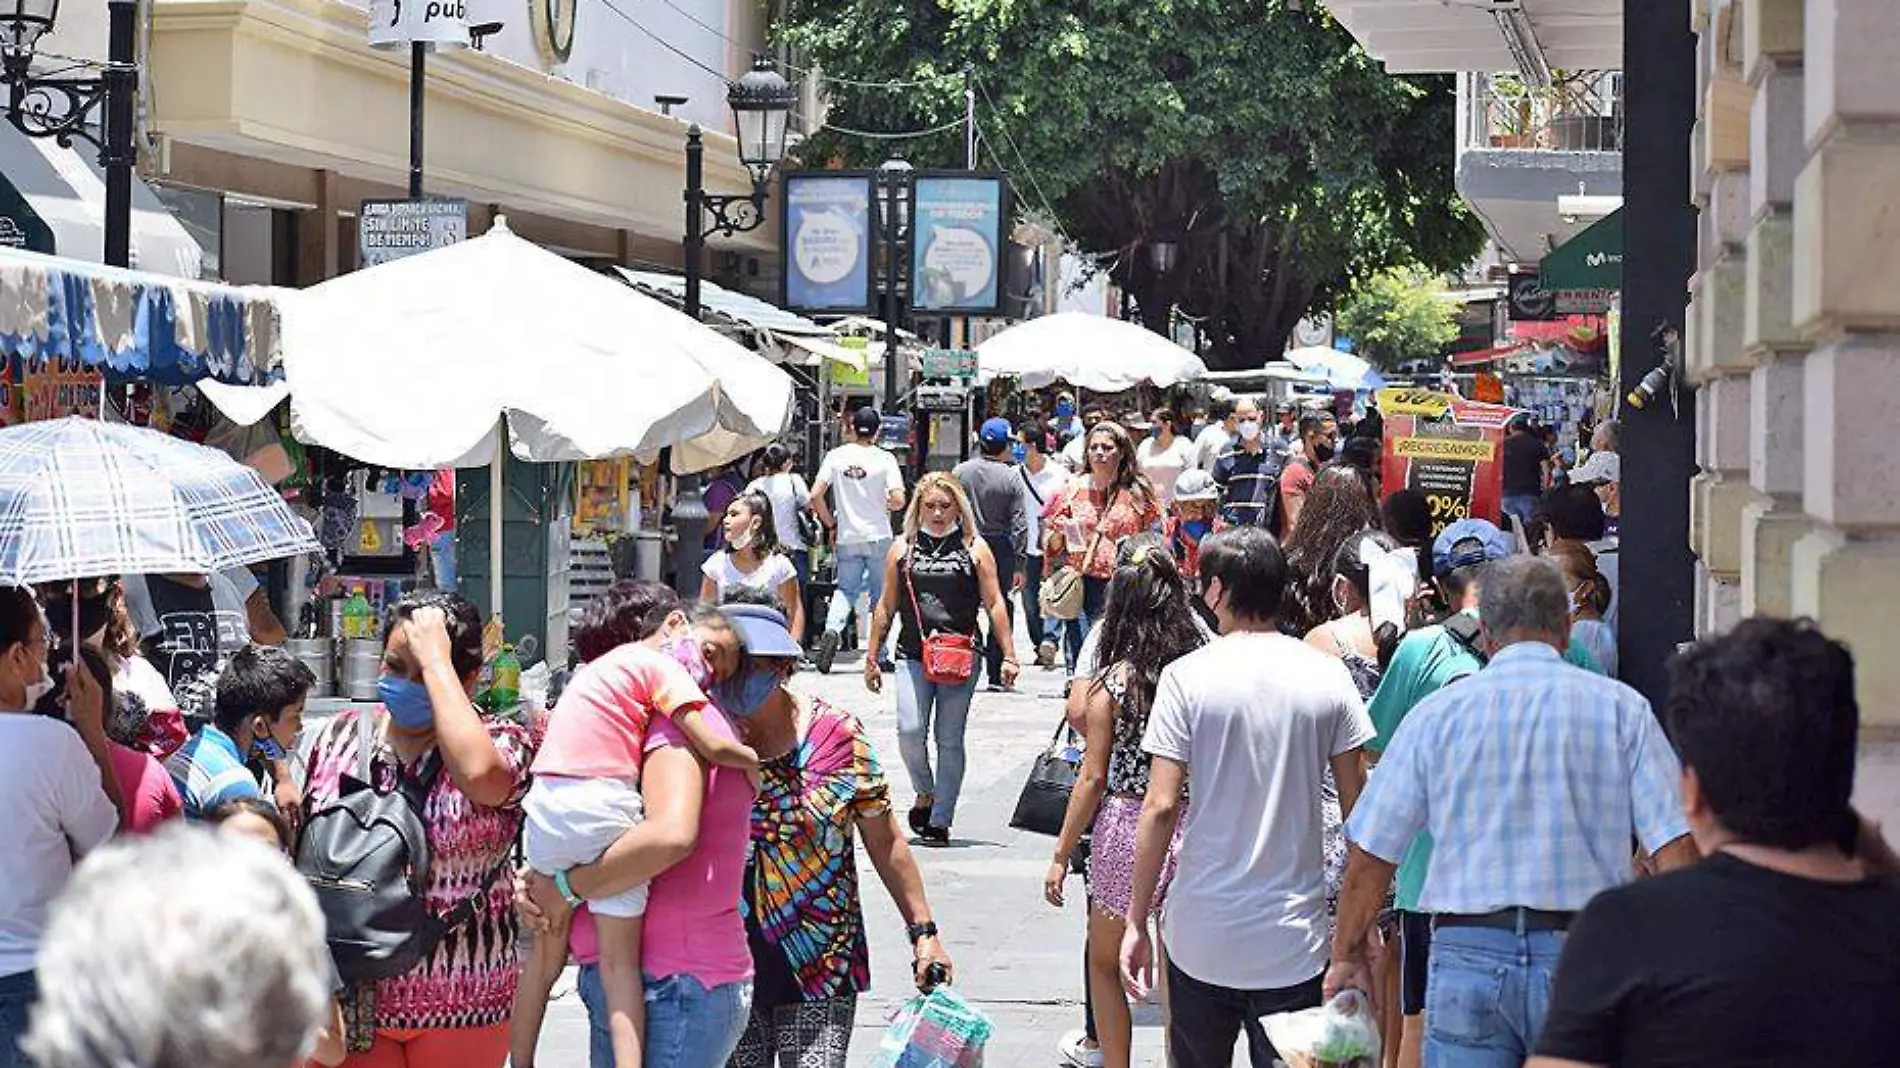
{"left": 1458, "top": 71, "right": 1623, "bottom": 154}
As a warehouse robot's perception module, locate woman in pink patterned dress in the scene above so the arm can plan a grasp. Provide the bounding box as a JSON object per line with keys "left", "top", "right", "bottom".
{"left": 299, "top": 592, "right": 535, "bottom": 1068}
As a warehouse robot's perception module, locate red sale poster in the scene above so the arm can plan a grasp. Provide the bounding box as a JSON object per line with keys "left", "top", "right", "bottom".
{"left": 1378, "top": 387, "right": 1520, "bottom": 537}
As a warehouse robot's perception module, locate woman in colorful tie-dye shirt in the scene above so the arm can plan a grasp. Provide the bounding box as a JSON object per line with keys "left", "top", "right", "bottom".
{"left": 719, "top": 588, "right": 955, "bottom": 1068}
{"left": 299, "top": 593, "right": 534, "bottom": 1068}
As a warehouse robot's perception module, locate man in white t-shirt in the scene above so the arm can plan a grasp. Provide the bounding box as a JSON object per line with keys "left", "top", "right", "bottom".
{"left": 1193, "top": 396, "right": 1239, "bottom": 472}
{"left": 1120, "top": 525, "right": 1374, "bottom": 1068}
{"left": 809, "top": 406, "right": 907, "bottom": 673}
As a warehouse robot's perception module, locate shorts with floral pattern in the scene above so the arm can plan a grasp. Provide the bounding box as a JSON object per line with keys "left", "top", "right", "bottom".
{"left": 1087, "top": 793, "right": 1186, "bottom": 920}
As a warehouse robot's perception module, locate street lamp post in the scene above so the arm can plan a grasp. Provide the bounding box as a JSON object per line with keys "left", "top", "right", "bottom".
{"left": 2, "top": 0, "right": 139, "bottom": 268}
{"left": 681, "top": 55, "right": 796, "bottom": 320}
{"left": 876, "top": 157, "right": 912, "bottom": 415}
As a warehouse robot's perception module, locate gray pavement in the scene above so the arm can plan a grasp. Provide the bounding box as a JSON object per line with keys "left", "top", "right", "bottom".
{"left": 533, "top": 619, "right": 1174, "bottom": 1067}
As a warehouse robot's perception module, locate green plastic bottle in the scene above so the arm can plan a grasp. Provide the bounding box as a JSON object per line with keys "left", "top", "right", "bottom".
{"left": 342, "top": 586, "right": 375, "bottom": 640}
{"left": 489, "top": 643, "right": 521, "bottom": 712}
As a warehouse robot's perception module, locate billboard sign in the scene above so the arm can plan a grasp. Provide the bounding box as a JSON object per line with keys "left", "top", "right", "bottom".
{"left": 782, "top": 172, "right": 876, "bottom": 315}
{"left": 910, "top": 174, "right": 1007, "bottom": 315}
{"left": 358, "top": 198, "right": 467, "bottom": 267}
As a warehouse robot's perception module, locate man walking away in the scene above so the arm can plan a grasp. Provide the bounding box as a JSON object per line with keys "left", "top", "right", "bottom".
{"left": 954, "top": 418, "right": 1030, "bottom": 691}
{"left": 1193, "top": 397, "right": 1238, "bottom": 473}
{"left": 810, "top": 406, "right": 907, "bottom": 674}
{"left": 1530, "top": 617, "right": 1900, "bottom": 1068}
{"left": 1278, "top": 411, "right": 1338, "bottom": 531}
{"left": 1121, "top": 526, "right": 1373, "bottom": 1068}
{"left": 1328, "top": 555, "right": 1697, "bottom": 1068}
{"left": 1210, "top": 397, "right": 1281, "bottom": 532}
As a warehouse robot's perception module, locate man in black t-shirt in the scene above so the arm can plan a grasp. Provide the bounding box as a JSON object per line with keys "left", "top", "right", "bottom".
{"left": 1530, "top": 617, "right": 1900, "bottom": 1068}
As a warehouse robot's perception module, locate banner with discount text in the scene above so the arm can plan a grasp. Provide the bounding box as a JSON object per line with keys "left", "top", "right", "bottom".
{"left": 1377, "top": 387, "right": 1519, "bottom": 537}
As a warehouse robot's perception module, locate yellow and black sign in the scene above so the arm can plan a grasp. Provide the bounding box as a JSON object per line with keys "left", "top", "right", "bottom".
{"left": 1375, "top": 387, "right": 1453, "bottom": 419}
{"left": 1391, "top": 437, "right": 1497, "bottom": 463}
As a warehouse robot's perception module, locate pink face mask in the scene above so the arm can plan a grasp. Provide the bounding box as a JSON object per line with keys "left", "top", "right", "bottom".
{"left": 660, "top": 635, "right": 712, "bottom": 688}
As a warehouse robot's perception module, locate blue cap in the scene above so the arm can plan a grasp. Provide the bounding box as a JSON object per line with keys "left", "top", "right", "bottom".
{"left": 721, "top": 603, "right": 804, "bottom": 659}
{"left": 979, "top": 417, "right": 1014, "bottom": 448}
{"left": 1432, "top": 518, "right": 1515, "bottom": 576}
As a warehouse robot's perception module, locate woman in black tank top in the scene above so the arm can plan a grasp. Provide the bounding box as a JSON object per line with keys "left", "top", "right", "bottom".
{"left": 864, "top": 473, "right": 1018, "bottom": 843}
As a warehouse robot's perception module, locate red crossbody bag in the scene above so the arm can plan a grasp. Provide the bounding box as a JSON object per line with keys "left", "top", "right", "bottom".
{"left": 904, "top": 544, "right": 978, "bottom": 686}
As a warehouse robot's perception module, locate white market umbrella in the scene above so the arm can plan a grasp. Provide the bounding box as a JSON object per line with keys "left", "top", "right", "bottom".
{"left": 259, "top": 217, "right": 794, "bottom": 615}
{"left": 977, "top": 312, "right": 1207, "bottom": 392}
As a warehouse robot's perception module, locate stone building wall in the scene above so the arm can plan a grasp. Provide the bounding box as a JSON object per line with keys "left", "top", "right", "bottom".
{"left": 1689, "top": 0, "right": 1900, "bottom": 823}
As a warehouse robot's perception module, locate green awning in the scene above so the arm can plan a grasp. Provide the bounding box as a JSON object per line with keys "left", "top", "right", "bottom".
{"left": 1540, "top": 209, "right": 1622, "bottom": 293}
{"left": 0, "top": 172, "right": 55, "bottom": 255}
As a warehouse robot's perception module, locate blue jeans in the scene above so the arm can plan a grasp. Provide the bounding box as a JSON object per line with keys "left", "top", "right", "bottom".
{"left": 0, "top": 971, "right": 36, "bottom": 1068}
{"left": 825, "top": 538, "right": 890, "bottom": 637}
{"left": 1501, "top": 494, "right": 1539, "bottom": 530}
{"left": 578, "top": 965, "right": 752, "bottom": 1068}
{"left": 1423, "top": 925, "right": 1565, "bottom": 1068}
{"left": 894, "top": 659, "right": 979, "bottom": 828}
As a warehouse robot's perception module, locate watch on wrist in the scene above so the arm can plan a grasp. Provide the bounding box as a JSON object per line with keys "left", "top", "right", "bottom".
{"left": 553, "top": 869, "right": 583, "bottom": 908}
{"left": 906, "top": 920, "right": 939, "bottom": 945}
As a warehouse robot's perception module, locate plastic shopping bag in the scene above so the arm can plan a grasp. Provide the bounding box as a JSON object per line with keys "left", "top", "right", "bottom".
{"left": 869, "top": 985, "right": 994, "bottom": 1068}
{"left": 1262, "top": 989, "right": 1382, "bottom": 1068}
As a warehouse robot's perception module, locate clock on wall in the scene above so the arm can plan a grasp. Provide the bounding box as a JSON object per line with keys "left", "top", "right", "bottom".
{"left": 530, "top": 0, "right": 575, "bottom": 65}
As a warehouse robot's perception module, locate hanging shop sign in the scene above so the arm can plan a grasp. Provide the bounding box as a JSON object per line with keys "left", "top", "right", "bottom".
{"left": 22, "top": 351, "right": 101, "bottom": 421}
{"left": 358, "top": 198, "right": 467, "bottom": 268}
{"left": 782, "top": 172, "right": 876, "bottom": 315}
{"left": 915, "top": 385, "right": 969, "bottom": 413}
{"left": 1539, "top": 209, "right": 1622, "bottom": 316}
{"left": 1377, "top": 386, "right": 1519, "bottom": 537}
{"left": 909, "top": 173, "right": 1008, "bottom": 315}
{"left": 368, "top": 0, "right": 471, "bottom": 49}
{"left": 1507, "top": 268, "right": 1556, "bottom": 321}
{"left": 920, "top": 347, "right": 978, "bottom": 381}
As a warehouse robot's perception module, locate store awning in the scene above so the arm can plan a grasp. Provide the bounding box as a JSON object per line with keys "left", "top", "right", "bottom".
{"left": 613, "top": 269, "right": 832, "bottom": 338}
{"left": 0, "top": 123, "right": 204, "bottom": 278}
{"left": 1538, "top": 209, "right": 1621, "bottom": 313}
{"left": 1450, "top": 341, "right": 1533, "bottom": 367}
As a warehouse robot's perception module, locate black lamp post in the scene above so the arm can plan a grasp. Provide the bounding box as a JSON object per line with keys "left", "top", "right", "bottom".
{"left": 682, "top": 55, "right": 795, "bottom": 320}
{"left": 2, "top": 0, "right": 138, "bottom": 268}
{"left": 876, "top": 156, "right": 912, "bottom": 415}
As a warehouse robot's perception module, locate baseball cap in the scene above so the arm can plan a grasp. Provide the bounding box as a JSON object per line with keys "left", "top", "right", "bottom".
{"left": 1172, "top": 468, "right": 1219, "bottom": 503}
{"left": 1432, "top": 518, "right": 1515, "bottom": 577}
{"left": 979, "top": 417, "right": 1013, "bottom": 448}
{"left": 851, "top": 406, "right": 882, "bottom": 436}
{"left": 721, "top": 603, "right": 804, "bottom": 660}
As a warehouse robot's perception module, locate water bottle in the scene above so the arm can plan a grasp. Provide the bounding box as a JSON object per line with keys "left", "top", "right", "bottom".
{"left": 488, "top": 643, "right": 521, "bottom": 712}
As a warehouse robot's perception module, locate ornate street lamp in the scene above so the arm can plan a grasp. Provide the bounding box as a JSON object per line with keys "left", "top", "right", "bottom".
{"left": 876, "top": 157, "right": 913, "bottom": 414}
{"left": 682, "top": 55, "right": 796, "bottom": 320}
{"left": 2, "top": 0, "right": 138, "bottom": 267}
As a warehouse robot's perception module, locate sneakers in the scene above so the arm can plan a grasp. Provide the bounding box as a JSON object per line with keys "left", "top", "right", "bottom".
{"left": 813, "top": 630, "right": 841, "bottom": 674}
{"left": 1036, "top": 639, "right": 1058, "bottom": 670}
{"left": 1057, "top": 1030, "right": 1102, "bottom": 1068}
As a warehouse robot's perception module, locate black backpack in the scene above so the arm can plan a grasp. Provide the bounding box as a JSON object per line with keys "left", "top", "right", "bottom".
{"left": 296, "top": 712, "right": 497, "bottom": 985}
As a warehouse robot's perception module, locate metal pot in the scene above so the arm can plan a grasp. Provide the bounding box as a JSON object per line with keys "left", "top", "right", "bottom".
{"left": 340, "top": 640, "right": 384, "bottom": 703}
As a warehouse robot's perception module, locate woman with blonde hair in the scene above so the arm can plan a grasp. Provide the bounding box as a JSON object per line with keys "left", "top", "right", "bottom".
{"left": 865, "top": 472, "right": 1017, "bottom": 844}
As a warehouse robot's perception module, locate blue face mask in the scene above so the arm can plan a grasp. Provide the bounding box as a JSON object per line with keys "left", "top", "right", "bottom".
{"left": 250, "top": 734, "right": 288, "bottom": 761}
{"left": 713, "top": 665, "right": 781, "bottom": 719}
{"left": 1180, "top": 518, "right": 1212, "bottom": 541}
{"left": 378, "top": 675, "right": 436, "bottom": 730}
{"left": 1054, "top": 401, "right": 1076, "bottom": 418}
{"left": 1010, "top": 442, "right": 1028, "bottom": 464}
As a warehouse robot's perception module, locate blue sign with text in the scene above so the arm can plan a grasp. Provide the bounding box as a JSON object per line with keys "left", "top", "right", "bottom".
{"left": 782, "top": 173, "right": 875, "bottom": 314}
{"left": 910, "top": 175, "right": 1006, "bottom": 314}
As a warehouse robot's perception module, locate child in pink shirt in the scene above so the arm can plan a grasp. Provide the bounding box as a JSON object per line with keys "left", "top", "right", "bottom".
{"left": 511, "top": 629, "right": 755, "bottom": 1068}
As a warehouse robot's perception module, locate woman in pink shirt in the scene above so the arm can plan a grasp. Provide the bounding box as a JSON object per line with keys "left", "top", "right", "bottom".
{"left": 522, "top": 584, "right": 762, "bottom": 1068}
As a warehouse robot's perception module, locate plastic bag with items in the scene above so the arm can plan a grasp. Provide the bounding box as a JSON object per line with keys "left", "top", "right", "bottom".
{"left": 1263, "top": 989, "right": 1381, "bottom": 1068}
{"left": 869, "top": 985, "right": 994, "bottom": 1068}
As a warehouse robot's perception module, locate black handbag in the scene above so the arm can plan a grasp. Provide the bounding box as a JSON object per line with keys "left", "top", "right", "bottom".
{"left": 1009, "top": 720, "right": 1079, "bottom": 837}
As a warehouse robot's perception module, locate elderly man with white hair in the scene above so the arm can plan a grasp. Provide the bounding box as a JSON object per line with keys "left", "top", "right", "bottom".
{"left": 23, "top": 825, "right": 331, "bottom": 1068}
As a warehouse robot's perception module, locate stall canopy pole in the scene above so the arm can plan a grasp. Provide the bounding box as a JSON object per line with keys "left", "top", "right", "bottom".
{"left": 489, "top": 419, "right": 504, "bottom": 626}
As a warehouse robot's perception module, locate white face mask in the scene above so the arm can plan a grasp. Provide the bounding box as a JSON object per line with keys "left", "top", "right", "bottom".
{"left": 1237, "top": 420, "right": 1262, "bottom": 442}
{"left": 21, "top": 662, "right": 52, "bottom": 708}
{"left": 728, "top": 524, "right": 757, "bottom": 552}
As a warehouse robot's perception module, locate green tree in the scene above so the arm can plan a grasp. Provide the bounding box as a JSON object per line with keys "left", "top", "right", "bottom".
{"left": 775, "top": 0, "right": 1484, "bottom": 369}
{"left": 1334, "top": 267, "right": 1462, "bottom": 369}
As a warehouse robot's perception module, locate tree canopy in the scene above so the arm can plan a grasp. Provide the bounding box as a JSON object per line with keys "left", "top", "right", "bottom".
{"left": 776, "top": 0, "right": 1485, "bottom": 369}
{"left": 1334, "top": 267, "right": 1463, "bottom": 369}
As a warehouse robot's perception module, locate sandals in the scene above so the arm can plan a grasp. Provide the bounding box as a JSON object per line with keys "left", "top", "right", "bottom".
{"left": 908, "top": 798, "right": 933, "bottom": 836}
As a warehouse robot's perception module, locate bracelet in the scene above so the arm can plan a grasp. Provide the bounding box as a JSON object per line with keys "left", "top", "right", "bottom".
{"left": 553, "top": 869, "right": 583, "bottom": 908}
{"left": 906, "top": 920, "right": 940, "bottom": 944}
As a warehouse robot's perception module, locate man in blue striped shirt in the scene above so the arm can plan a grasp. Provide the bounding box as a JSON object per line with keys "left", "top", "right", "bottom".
{"left": 1326, "top": 554, "right": 1695, "bottom": 1068}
